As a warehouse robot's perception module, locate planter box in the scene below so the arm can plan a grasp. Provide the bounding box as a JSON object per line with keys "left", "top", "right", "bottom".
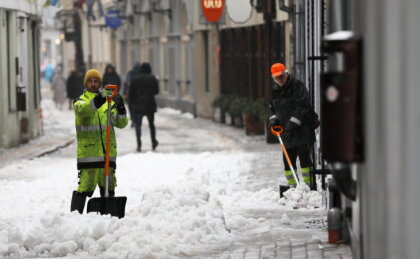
{"left": 243, "top": 113, "right": 264, "bottom": 135}
{"left": 213, "top": 108, "right": 226, "bottom": 123}
{"left": 213, "top": 108, "right": 222, "bottom": 123}
{"left": 225, "top": 113, "right": 233, "bottom": 126}
{"left": 233, "top": 115, "right": 244, "bottom": 128}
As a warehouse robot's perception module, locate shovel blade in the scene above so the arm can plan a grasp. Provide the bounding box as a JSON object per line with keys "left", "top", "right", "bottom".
{"left": 87, "top": 196, "right": 127, "bottom": 218}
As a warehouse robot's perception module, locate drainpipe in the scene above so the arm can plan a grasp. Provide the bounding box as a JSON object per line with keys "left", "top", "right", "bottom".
{"left": 278, "top": 0, "right": 305, "bottom": 81}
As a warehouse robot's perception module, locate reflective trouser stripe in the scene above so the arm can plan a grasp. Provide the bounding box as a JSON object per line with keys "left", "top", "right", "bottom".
{"left": 284, "top": 170, "right": 297, "bottom": 185}
{"left": 302, "top": 167, "right": 312, "bottom": 184}
{"left": 77, "top": 156, "right": 116, "bottom": 163}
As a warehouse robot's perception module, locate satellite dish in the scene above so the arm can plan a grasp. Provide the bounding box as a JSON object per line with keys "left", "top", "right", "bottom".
{"left": 226, "top": 0, "right": 253, "bottom": 23}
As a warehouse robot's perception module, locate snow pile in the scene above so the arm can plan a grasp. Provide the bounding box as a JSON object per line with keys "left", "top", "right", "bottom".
{"left": 0, "top": 152, "right": 268, "bottom": 258}
{"left": 278, "top": 184, "right": 322, "bottom": 209}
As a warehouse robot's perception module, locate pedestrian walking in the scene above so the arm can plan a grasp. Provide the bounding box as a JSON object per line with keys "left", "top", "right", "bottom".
{"left": 43, "top": 63, "right": 54, "bottom": 83}
{"left": 66, "top": 70, "right": 84, "bottom": 109}
{"left": 128, "top": 63, "right": 159, "bottom": 152}
{"left": 102, "top": 64, "right": 121, "bottom": 91}
{"left": 268, "top": 63, "right": 315, "bottom": 190}
{"left": 70, "top": 69, "right": 128, "bottom": 214}
{"left": 51, "top": 65, "right": 66, "bottom": 110}
{"left": 123, "top": 62, "right": 142, "bottom": 100}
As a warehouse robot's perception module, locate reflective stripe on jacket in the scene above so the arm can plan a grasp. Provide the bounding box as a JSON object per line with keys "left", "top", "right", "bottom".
{"left": 74, "top": 90, "right": 128, "bottom": 169}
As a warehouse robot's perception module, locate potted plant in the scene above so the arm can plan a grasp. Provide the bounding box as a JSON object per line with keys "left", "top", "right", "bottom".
{"left": 227, "top": 96, "right": 247, "bottom": 127}
{"left": 243, "top": 99, "right": 267, "bottom": 135}
{"left": 212, "top": 95, "right": 232, "bottom": 124}
{"left": 212, "top": 95, "right": 224, "bottom": 123}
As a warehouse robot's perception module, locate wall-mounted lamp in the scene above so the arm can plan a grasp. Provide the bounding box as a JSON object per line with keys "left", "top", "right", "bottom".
{"left": 150, "top": 0, "right": 172, "bottom": 19}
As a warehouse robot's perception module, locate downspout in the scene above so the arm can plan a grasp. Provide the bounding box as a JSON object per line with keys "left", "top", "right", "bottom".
{"left": 278, "top": 0, "right": 305, "bottom": 81}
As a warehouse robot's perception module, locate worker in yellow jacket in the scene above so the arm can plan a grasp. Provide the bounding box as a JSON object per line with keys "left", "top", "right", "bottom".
{"left": 70, "top": 69, "right": 128, "bottom": 213}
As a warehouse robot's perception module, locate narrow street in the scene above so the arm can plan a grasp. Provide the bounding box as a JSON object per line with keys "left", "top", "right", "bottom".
{"left": 0, "top": 90, "right": 351, "bottom": 258}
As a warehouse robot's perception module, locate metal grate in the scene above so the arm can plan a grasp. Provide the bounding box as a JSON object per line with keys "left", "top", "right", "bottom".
{"left": 209, "top": 240, "right": 352, "bottom": 259}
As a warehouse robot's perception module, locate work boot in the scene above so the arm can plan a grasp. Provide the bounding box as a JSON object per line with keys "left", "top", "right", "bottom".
{"left": 152, "top": 140, "right": 159, "bottom": 151}
{"left": 70, "top": 191, "right": 86, "bottom": 214}
{"left": 137, "top": 139, "right": 142, "bottom": 152}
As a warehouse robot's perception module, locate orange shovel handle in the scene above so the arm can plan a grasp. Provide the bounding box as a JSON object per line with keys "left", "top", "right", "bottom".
{"left": 105, "top": 84, "right": 118, "bottom": 99}
{"left": 270, "top": 126, "right": 284, "bottom": 136}
{"left": 104, "top": 84, "right": 118, "bottom": 177}
{"left": 105, "top": 124, "right": 111, "bottom": 177}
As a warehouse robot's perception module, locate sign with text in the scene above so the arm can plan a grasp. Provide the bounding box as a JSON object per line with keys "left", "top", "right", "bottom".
{"left": 201, "top": 0, "right": 225, "bottom": 23}
{"left": 105, "top": 10, "right": 122, "bottom": 30}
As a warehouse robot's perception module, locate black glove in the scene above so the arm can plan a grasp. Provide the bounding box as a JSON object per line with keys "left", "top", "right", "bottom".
{"left": 269, "top": 116, "right": 281, "bottom": 129}
{"left": 93, "top": 94, "right": 106, "bottom": 109}
{"left": 283, "top": 121, "right": 299, "bottom": 140}
{"left": 113, "top": 93, "right": 126, "bottom": 114}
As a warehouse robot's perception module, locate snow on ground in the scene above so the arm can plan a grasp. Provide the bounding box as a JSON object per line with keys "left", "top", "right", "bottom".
{"left": 0, "top": 152, "right": 327, "bottom": 258}
{"left": 0, "top": 96, "right": 350, "bottom": 258}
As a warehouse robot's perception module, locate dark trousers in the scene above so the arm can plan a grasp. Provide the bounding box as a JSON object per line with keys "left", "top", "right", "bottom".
{"left": 283, "top": 144, "right": 312, "bottom": 170}
{"left": 134, "top": 113, "right": 157, "bottom": 144}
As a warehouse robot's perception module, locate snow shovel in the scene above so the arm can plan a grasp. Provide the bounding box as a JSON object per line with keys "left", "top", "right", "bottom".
{"left": 271, "top": 126, "right": 301, "bottom": 197}
{"left": 87, "top": 85, "right": 127, "bottom": 218}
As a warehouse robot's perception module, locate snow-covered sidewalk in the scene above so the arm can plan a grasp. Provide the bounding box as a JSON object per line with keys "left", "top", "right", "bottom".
{"left": 0, "top": 100, "right": 352, "bottom": 258}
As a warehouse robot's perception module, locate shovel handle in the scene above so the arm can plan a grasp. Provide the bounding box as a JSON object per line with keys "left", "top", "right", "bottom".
{"left": 105, "top": 84, "right": 118, "bottom": 99}
{"left": 104, "top": 85, "right": 118, "bottom": 178}
{"left": 273, "top": 127, "right": 300, "bottom": 184}
{"left": 270, "top": 126, "right": 284, "bottom": 136}
{"left": 104, "top": 85, "right": 118, "bottom": 196}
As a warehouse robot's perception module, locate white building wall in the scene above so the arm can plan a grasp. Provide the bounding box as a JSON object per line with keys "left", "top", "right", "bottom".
{"left": 0, "top": 0, "right": 42, "bottom": 148}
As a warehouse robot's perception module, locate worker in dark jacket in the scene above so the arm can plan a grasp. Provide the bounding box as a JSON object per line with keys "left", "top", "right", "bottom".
{"left": 269, "top": 63, "right": 315, "bottom": 187}
{"left": 102, "top": 64, "right": 121, "bottom": 91}
{"left": 128, "top": 63, "right": 159, "bottom": 152}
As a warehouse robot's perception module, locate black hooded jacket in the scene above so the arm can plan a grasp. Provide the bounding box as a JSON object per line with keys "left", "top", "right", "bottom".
{"left": 102, "top": 64, "right": 121, "bottom": 89}
{"left": 269, "top": 75, "right": 315, "bottom": 148}
{"left": 66, "top": 71, "right": 84, "bottom": 99}
{"left": 128, "top": 63, "right": 159, "bottom": 114}
{"left": 123, "top": 62, "right": 142, "bottom": 98}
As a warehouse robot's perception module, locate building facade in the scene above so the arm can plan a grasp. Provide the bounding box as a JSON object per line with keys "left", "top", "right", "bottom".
{"left": 0, "top": 1, "right": 42, "bottom": 148}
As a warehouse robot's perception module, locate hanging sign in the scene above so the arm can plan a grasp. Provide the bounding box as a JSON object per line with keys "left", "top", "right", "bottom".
{"left": 201, "top": 0, "right": 225, "bottom": 23}
{"left": 105, "top": 10, "right": 122, "bottom": 30}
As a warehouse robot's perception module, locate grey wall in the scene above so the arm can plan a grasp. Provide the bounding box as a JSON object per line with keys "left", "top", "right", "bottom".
{"left": 361, "top": 0, "right": 420, "bottom": 258}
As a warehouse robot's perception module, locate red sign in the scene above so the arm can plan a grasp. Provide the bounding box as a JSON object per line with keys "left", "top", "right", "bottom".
{"left": 201, "top": 0, "right": 225, "bottom": 22}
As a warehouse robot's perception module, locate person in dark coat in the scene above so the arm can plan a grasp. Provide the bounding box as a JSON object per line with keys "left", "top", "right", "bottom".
{"left": 268, "top": 63, "right": 315, "bottom": 187}
{"left": 128, "top": 62, "right": 159, "bottom": 152}
{"left": 102, "top": 64, "right": 121, "bottom": 91}
{"left": 66, "top": 70, "right": 85, "bottom": 109}
{"left": 123, "top": 62, "right": 142, "bottom": 99}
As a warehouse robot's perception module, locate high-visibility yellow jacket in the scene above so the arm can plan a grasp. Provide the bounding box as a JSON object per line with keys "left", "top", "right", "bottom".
{"left": 73, "top": 90, "right": 128, "bottom": 169}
